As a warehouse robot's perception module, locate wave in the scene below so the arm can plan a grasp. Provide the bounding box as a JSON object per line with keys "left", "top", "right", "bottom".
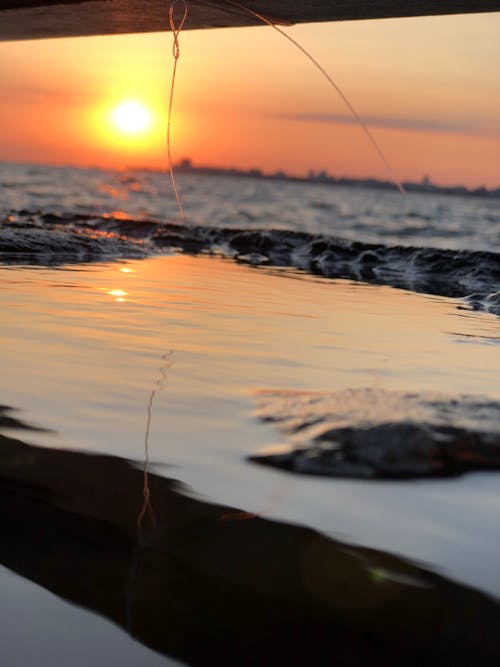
{"left": 1, "top": 211, "right": 499, "bottom": 311}
{"left": 461, "top": 291, "right": 500, "bottom": 316}
{"left": 0, "top": 212, "right": 148, "bottom": 262}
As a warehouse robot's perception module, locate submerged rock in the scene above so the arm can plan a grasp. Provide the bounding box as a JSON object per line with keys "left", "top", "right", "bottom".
{"left": 251, "top": 389, "right": 500, "bottom": 478}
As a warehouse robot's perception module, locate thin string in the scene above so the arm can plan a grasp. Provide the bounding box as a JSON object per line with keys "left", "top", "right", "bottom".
{"left": 167, "top": 0, "right": 189, "bottom": 218}
{"left": 220, "top": 0, "right": 406, "bottom": 195}
{"left": 136, "top": 390, "right": 157, "bottom": 529}
{"left": 137, "top": 351, "right": 174, "bottom": 531}
{"left": 218, "top": 477, "right": 291, "bottom": 522}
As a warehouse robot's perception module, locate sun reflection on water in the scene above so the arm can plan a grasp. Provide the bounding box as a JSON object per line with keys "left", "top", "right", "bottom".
{"left": 107, "top": 288, "right": 128, "bottom": 302}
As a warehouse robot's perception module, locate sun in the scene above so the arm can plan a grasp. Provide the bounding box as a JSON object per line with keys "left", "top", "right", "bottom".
{"left": 111, "top": 101, "right": 151, "bottom": 134}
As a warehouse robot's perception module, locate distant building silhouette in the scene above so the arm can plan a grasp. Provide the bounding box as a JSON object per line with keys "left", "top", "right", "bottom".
{"left": 173, "top": 159, "right": 499, "bottom": 199}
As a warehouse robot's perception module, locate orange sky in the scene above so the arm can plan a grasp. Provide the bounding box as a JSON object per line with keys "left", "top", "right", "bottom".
{"left": 0, "top": 13, "right": 499, "bottom": 187}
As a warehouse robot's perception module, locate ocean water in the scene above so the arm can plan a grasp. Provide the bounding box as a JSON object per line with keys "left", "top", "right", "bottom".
{"left": 2, "top": 162, "right": 500, "bottom": 253}
{"left": 1, "top": 162, "right": 500, "bottom": 666}
{"left": 2, "top": 162, "right": 499, "bottom": 313}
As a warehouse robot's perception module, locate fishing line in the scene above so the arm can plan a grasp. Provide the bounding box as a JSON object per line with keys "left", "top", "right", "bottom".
{"left": 136, "top": 385, "right": 157, "bottom": 530}
{"left": 167, "top": 0, "right": 189, "bottom": 218}
{"left": 126, "top": 351, "right": 173, "bottom": 634}
{"left": 219, "top": 476, "right": 292, "bottom": 522}
{"left": 137, "top": 350, "right": 174, "bottom": 531}
{"left": 196, "top": 0, "right": 405, "bottom": 194}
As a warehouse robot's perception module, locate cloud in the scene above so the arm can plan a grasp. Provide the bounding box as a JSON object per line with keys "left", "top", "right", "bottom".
{"left": 1, "top": 85, "right": 88, "bottom": 106}
{"left": 270, "top": 112, "right": 498, "bottom": 136}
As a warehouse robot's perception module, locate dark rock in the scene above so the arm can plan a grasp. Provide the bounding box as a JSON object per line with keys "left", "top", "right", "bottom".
{"left": 251, "top": 389, "right": 500, "bottom": 479}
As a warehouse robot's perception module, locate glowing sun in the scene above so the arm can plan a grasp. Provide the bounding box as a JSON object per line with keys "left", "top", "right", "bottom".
{"left": 111, "top": 101, "right": 151, "bottom": 134}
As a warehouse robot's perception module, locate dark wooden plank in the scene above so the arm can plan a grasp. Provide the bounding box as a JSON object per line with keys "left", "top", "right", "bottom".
{"left": 1, "top": 0, "right": 499, "bottom": 42}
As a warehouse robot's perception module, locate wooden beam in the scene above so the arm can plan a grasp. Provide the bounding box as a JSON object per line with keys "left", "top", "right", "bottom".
{"left": 1, "top": 0, "right": 499, "bottom": 42}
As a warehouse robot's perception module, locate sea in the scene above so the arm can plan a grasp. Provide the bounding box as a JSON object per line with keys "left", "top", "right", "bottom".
{"left": 1, "top": 161, "right": 500, "bottom": 666}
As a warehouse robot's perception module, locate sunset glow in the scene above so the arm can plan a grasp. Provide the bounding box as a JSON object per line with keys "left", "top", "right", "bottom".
{"left": 0, "top": 14, "right": 498, "bottom": 187}
{"left": 111, "top": 101, "right": 151, "bottom": 134}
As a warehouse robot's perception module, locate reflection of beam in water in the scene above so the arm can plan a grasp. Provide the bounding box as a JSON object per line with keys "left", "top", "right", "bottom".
{"left": 137, "top": 351, "right": 174, "bottom": 533}
{"left": 1, "top": 410, "right": 500, "bottom": 666}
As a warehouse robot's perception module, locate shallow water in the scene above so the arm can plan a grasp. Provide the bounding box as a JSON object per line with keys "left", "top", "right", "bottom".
{"left": 1, "top": 163, "right": 500, "bottom": 664}
{"left": 2, "top": 255, "right": 499, "bottom": 603}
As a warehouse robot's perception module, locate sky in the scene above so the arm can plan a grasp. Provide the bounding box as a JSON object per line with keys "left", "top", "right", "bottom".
{"left": 0, "top": 12, "right": 499, "bottom": 187}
